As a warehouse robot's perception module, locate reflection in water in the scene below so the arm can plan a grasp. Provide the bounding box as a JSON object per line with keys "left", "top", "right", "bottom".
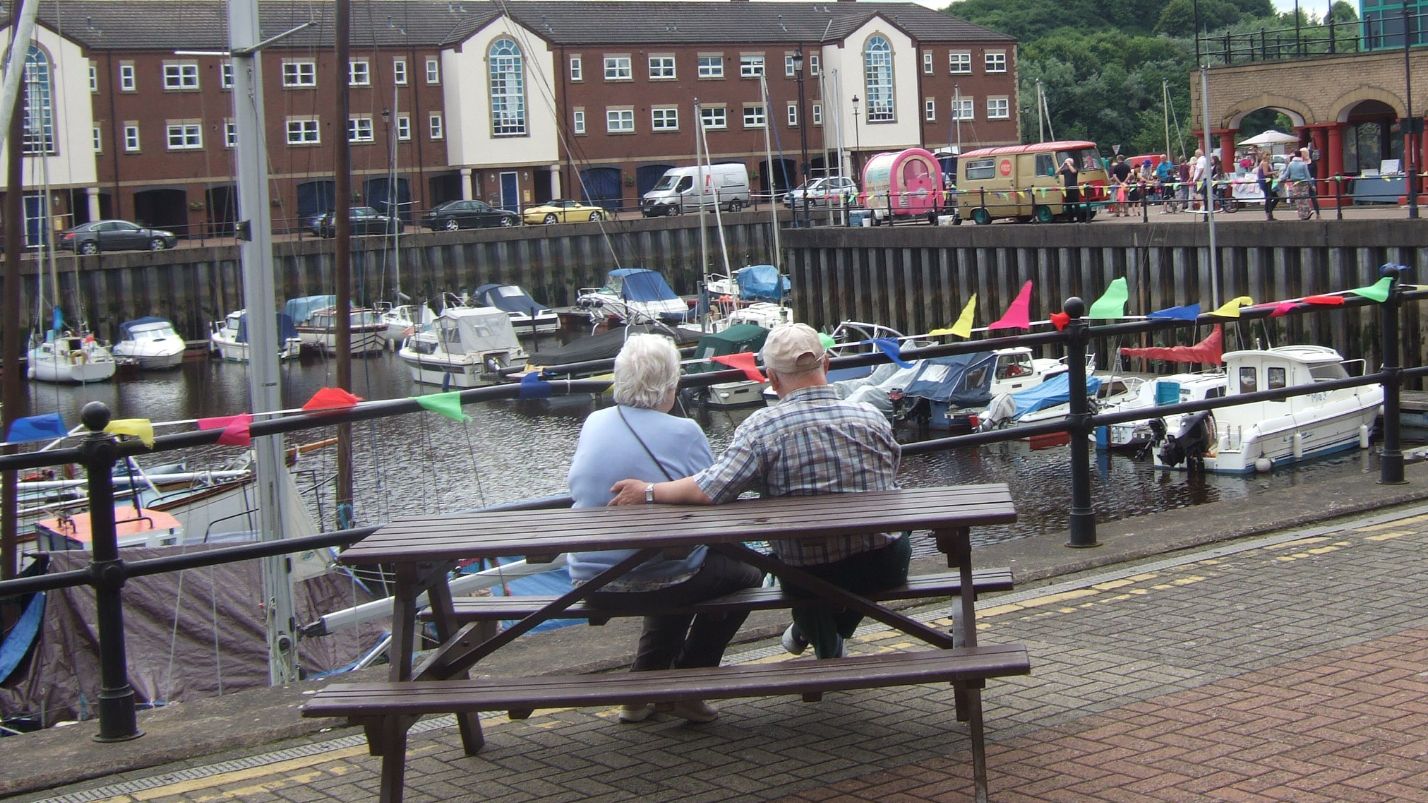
{"left": 22, "top": 354, "right": 1382, "bottom": 546}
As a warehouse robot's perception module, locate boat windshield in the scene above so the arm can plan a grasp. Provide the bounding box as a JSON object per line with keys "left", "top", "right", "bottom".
{"left": 352, "top": 310, "right": 381, "bottom": 327}
{"left": 131, "top": 324, "right": 175, "bottom": 340}
{"left": 1309, "top": 362, "right": 1349, "bottom": 382}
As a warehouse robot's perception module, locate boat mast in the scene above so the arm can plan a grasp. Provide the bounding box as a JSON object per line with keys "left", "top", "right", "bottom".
{"left": 227, "top": 0, "right": 299, "bottom": 684}
{"left": 758, "top": 73, "right": 780, "bottom": 270}
{"left": 334, "top": 0, "right": 355, "bottom": 528}
{"left": 0, "top": 0, "right": 27, "bottom": 579}
{"left": 694, "top": 99, "right": 708, "bottom": 288}
{"left": 1162, "top": 79, "right": 1172, "bottom": 161}
{"left": 389, "top": 69, "right": 401, "bottom": 308}
{"left": 1199, "top": 65, "right": 1220, "bottom": 308}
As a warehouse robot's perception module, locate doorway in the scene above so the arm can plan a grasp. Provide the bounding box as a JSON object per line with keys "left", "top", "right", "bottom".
{"left": 499, "top": 171, "right": 519, "bottom": 212}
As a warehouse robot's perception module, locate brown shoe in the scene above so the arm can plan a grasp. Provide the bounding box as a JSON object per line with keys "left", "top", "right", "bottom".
{"left": 666, "top": 699, "right": 718, "bottom": 723}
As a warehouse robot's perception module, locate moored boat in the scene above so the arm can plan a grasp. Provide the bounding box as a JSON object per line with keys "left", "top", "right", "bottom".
{"left": 26, "top": 331, "right": 117, "bottom": 384}
{"left": 576, "top": 268, "right": 691, "bottom": 328}
{"left": 472, "top": 283, "right": 560, "bottom": 335}
{"left": 209, "top": 310, "right": 302, "bottom": 362}
{"left": 112, "top": 317, "right": 186, "bottom": 370}
{"left": 398, "top": 306, "right": 528, "bottom": 387}
{"left": 294, "top": 306, "right": 387, "bottom": 356}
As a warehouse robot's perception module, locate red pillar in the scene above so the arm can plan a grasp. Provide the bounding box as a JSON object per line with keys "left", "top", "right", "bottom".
{"left": 1326, "top": 123, "right": 1346, "bottom": 207}
{"left": 1310, "top": 125, "right": 1329, "bottom": 205}
{"left": 1216, "top": 128, "right": 1235, "bottom": 171}
{"left": 1418, "top": 117, "right": 1428, "bottom": 203}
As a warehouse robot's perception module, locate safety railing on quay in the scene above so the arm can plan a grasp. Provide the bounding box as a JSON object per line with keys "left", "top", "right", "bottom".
{"left": 0, "top": 267, "right": 1422, "bottom": 742}
{"left": 1196, "top": 11, "right": 1422, "bottom": 66}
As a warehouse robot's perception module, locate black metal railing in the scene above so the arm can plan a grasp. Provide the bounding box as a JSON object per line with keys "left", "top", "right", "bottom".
{"left": 1200, "top": 11, "right": 1425, "bottom": 66}
{"left": 0, "top": 267, "right": 1422, "bottom": 741}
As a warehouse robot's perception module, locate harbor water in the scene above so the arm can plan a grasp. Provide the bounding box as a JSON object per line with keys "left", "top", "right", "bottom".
{"left": 20, "top": 348, "right": 1382, "bottom": 549}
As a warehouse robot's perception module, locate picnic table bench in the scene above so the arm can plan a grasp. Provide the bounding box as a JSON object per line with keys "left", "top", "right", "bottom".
{"left": 303, "top": 484, "right": 1028, "bottom": 802}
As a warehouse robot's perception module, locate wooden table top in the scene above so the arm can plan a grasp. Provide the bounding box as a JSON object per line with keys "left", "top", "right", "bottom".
{"left": 339, "top": 484, "right": 1016, "bottom": 565}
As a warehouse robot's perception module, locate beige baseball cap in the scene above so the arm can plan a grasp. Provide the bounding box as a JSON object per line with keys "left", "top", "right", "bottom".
{"left": 761, "top": 323, "right": 826, "bottom": 375}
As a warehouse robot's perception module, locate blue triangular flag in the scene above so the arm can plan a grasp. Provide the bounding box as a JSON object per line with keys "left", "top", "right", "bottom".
{"left": 7, "top": 412, "right": 68, "bottom": 443}
{"left": 518, "top": 371, "right": 553, "bottom": 399}
{"left": 50, "top": 307, "right": 63, "bottom": 333}
{"left": 872, "top": 337, "right": 914, "bottom": 368}
{"left": 1147, "top": 303, "right": 1201, "bottom": 322}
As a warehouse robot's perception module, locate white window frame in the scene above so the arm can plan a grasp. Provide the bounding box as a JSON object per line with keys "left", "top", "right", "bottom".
{"left": 393, "top": 58, "right": 408, "bottom": 85}
{"left": 648, "top": 54, "right": 675, "bottom": 80}
{"left": 283, "top": 60, "right": 317, "bottom": 88}
{"left": 952, "top": 97, "right": 974, "bottom": 120}
{"left": 428, "top": 111, "right": 443, "bottom": 139}
{"left": 603, "top": 55, "right": 632, "bottom": 81}
{"left": 569, "top": 55, "right": 583, "bottom": 81}
{"left": 165, "top": 122, "right": 202, "bottom": 150}
{"left": 224, "top": 120, "right": 237, "bottom": 147}
{"left": 92, "top": 125, "right": 102, "bottom": 153}
{"left": 949, "top": 51, "right": 971, "bottom": 74}
{"left": 787, "top": 102, "right": 798, "bottom": 127}
{"left": 348, "top": 115, "right": 375, "bottom": 143}
{"left": 784, "top": 54, "right": 797, "bottom": 78}
{"left": 396, "top": 114, "right": 411, "bottom": 141}
{"left": 739, "top": 54, "right": 765, "bottom": 78}
{"left": 809, "top": 54, "right": 820, "bottom": 76}
{"left": 700, "top": 105, "right": 727, "bottom": 130}
{"left": 123, "top": 122, "right": 139, "bottom": 151}
{"left": 606, "top": 107, "right": 635, "bottom": 133}
{"left": 221, "top": 61, "right": 234, "bottom": 89}
{"left": 164, "top": 61, "right": 200, "bottom": 90}
{"left": 812, "top": 103, "right": 822, "bottom": 125}
{"left": 697, "top": 53, "right": 723, "bottom": 79}
{"left": 651, "top": 106, "right": 679, "bottom": 132}
{"left": 349, "top": 59, "right": 371, "bottom": 86}
{"left": 119, "top": 62, "right": 136, "bottom": 92}
{"left": 88, "top": 63, "right": 97, "bottom": 93}
{"left": 286, "top": 117, "right": 320, "bottom": 145}
{"left": 987, "top": 96, "right": 1009, "bottom": 119}
{"left": 425, "top": 57, "right": 440, "bottom": 85}
{"left": 925, "top": 98, "right": 936, "bottom": 121}
{"left": 922, "top": 51, "right": 933, "bottom": 74}
{"left": 742, "top": 103, "right": 766, "bottom": 129}
{"left": 985, "top": 51, "right": 1007, "bottom": 73}
{"left": 573, "top": 108, "right": 586, "bottom": 135}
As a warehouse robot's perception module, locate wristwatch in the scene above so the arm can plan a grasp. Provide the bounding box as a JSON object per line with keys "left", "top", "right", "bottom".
{"left": 643, "top": 483, "right": 656, "bottom": 504}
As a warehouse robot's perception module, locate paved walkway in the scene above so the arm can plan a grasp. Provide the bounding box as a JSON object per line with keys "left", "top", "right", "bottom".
{"left": 20, "top": 502, "right": 1428, "bottom": 802}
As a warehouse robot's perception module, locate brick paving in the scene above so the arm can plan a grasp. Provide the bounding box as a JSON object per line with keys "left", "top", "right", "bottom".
{"left": 28, "top": 511, "right": 1428, "bottom": 802}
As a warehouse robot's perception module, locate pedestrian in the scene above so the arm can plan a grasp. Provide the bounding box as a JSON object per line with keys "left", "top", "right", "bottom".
{"left": 568, "top": 334, "right": 764, "bottom": 724}
{"left": 1058, "top": 157, "right": 1085, "bottom": 222}
{"left": 1282, "top": 151, "right": 1314, "bottom": 220}
{"left": 1256, "top": 154, "right": 1279, "bottom": 220}
{"left": 1155, "top": 155, "right": 1176, "bottom": 212}
{"left": 609, "top": 323, "right": 908, "bottom": 661}
{"left": 1110, "top": 154, "right": 1131, "bottom": 216}
{"left": 1300, "top": 146, "right": 1323, "bottom": 219}
{"left": 1188, "top": 148, "right": 1206, "bottom": 212}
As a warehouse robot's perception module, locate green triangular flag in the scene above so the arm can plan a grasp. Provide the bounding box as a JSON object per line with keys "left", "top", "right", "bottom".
{"left": 415, "top": 391, "right": 470, "bottom": 423}
{"left": 1349, "top": 276, "right": 1393, "bottom": 303}
{"left": 1087, "top": 277, "right": 1129, "bottom": 319}
{"left": 818, "top": 333, "right": 836, "bottom": 349}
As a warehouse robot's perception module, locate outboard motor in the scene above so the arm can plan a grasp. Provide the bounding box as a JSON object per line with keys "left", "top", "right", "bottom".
{"left": 1156, "top": 411, "right": 1215, "bottom": 471}
{"left": 977, "top": 393, "right": 1018, "bottom": 432}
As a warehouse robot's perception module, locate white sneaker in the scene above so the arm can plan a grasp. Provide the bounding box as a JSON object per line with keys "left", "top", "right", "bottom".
{"left": 781, "top": 623, "right": 809, "bottom": 655}
{"left": 667, "top": 699, "right": 719, "bottom": 723}
{"left": 618, "top": 703, "right": 655, "bottom": 723}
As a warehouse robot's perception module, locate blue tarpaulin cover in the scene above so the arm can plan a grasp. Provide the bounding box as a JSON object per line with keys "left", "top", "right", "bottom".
{"left": 282, "top": 295, "right": 336, "bottom": 325}
{"left": 235, "top": 312, "right": 299, "bottom": 344}
{"left": 1010, "top": 372, "right": 1103, "bottom": 419}
{"left": 608, "top": 268, "right": 679, "bottom": 302}
{"left": 118, "top": 316, "right": 171, "bottom": 339}
{"left": 902, "top": 352, "right": 998, "bottom": 408}
{"left": 734, "top": 264, "right": 790, "bottom": 301}
{"left": 473, "top": 284, "right": 551, "bottom": 317}
{"left": 0, "top": 592, "right": 44, "bottom": 684}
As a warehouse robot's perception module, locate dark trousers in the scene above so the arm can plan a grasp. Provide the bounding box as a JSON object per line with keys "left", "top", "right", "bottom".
{"left": 779, "top": 534, "right": 912, "bottom": 659}
{"left": 1259, "top": 180, "right": 1279, "bottom": 216}
{"left": 589, "top": 550, "right": 763, "bottom": 671}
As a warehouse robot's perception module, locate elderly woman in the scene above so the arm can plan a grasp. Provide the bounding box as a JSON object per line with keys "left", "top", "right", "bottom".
{"left": 567, "top": 333, "right": 763, "bottom": 724}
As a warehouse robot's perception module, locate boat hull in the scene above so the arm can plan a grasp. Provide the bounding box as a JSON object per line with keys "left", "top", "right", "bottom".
{"left": 298, "top": 327, "right": 387, "bottom": 356}
{"left": 210, "top": 335, "right": 302, "bottom": 363}
{"left": 399, "top": 351, "right": 527, "bottom": 388}
{"left": 114, "top": 345, "right": 185, "bottom": 370}
{"left": 27, "top": 352, "right": 117, "bottom": 383}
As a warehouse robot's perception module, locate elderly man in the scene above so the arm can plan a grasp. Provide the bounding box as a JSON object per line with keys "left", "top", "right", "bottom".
{"left": 610, "top": 323, "right": 908, "bottom": 659}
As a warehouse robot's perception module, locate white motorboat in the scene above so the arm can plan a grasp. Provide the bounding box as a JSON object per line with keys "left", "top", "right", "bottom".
{"left": 112, "top": 317, "right": 186, "bottom": 370}
{"left": 472, "top": 283, "right": 560, "bottom": 335}
{"left": 1151, "top": 345, "right": 1381, "bottom": 473}
{"left": 27, "top": 331, "right": 117, "bottom": 384}
{"left": 376, "top": 302, "right": 438, "bottom": 344}
{"left": 209, "top": 310, "right": 302, "bottom": 362}
{"left": 576, "top": 268, "right": 691, "bottom": 328}
{"left": 399, "top": 306, "right": 528, "bottom": 387}
{"left": 1094, "top": 371, "right": 1226, "bottom": 451}
{"left": 294, "top": 306, "right": 387, "bottom": 356}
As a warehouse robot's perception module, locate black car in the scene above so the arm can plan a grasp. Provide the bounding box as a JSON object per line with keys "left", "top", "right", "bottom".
{"left": 59, "top": 220, "right": 178, "bottom": 254}
{"left": 420, "top": 199, "right": 520, "bottom": 231}
{"left": 316, "top": 206, "right": 403, "bottom": 238}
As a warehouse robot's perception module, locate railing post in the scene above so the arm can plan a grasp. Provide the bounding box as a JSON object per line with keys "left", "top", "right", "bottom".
{"left": 81, "top": 401, "right": 143, "bottom": 742}
{"left": 1379, "top": 267, "right": 1407, "bottom": 485}
{"left": 1063, "top": 298, "right": 1098, "bottom": 548}
{"left": 1141, "top": 180, "right": 1149, "bottom": 222}
{"left": 1335, "top": 176, "right": 1344, "bottom": 220}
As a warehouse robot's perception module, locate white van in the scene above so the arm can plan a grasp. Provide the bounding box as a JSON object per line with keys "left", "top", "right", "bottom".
{"left": 641, "top": 164, "right": 750, "bottom": 217}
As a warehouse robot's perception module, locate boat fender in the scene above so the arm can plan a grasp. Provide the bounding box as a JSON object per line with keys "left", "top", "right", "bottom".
{"left": 1291, "top": 433, "right": 1304, "bottom": 460}
{"left": 1359, "top": 424, "right": 1371, "bottom": 450}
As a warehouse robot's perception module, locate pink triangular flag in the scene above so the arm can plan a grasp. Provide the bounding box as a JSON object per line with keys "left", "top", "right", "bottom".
{"left": 1268, "top": 301, "right": 1301, "bottom": 318}
{"left": 988, "top": 281, "right": 1034, "bottom": 331}
{"left": 199, "top": 413, "right": 254, "bottom": 447}
{"left": 711, "top": 352, "right": 766, "bottom": 382}
{"left": 303, "top": 387, "right": 363, "bottom": 412}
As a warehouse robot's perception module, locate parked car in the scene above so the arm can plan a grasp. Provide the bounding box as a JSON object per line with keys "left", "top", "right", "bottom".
{"left": 522, "top": 199, "right": 609, "bottom": 225}
{"left": 316, "top": 206, "right": 402, "bottom": 238}
{"left": 59, "top": 220, "right": 178, "bottom": 254}
{"left": 420, "top": 199, "right": 520, "bottom": 231}
{"left": 784, "top": 176, "right": 857, "bottom": 208}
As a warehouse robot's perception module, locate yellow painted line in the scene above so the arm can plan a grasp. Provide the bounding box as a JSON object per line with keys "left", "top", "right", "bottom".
{"left": 1367, "top": 530, "right": 1414, "bottom": 542}
{"left": 1124, "top": 572, "right": 1159, "bottom": 582}
{"left": 1015, "top": 588, "right": 1098, "bottom": 608}
{"left": 978, "top": 604, "right": 1022, "bottom": 617}
{"left": 1091, "top": 579, "right": 1135, "bottom": 591}
{"left": 1356, "top": 514, "right": 1428, "bottom": 532}
{"left": 126, "top": 746, "right": 370, "bottom": 799}
{"left": 1171, "top": 576, "right": 1207, "bottom": 586}
{"left": 1307, "top": 546, "right": 1342, "bottom": 555}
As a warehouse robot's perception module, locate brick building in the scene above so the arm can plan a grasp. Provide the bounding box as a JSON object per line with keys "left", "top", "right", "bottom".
{"left": 0, "top": 0, "right": 1018, "bottom": 241}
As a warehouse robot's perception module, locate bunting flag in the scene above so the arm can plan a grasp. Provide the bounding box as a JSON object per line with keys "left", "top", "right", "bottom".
{"left": 930, "top": 295, "right": 977, "bottom": 338}
{"left": 871, "top": 338, "right": 914, "bottom": 368}
{"left": 518, "top": 371, "right": 553, "bottom": 399}
{"left": 1268, "top": 300, "right": 1302, "bottom": 318}
{"left": 1120, "top": 325, "right": 1224, "bottom": 365}
{"left": 415, "top": 391, "right": 471, "bottom": 423}
{"left": 1303, "top": 295, "right": 1346, "bottom": 306}
{"left": 711, "top": 352, "right": 766, "bottom": 382}
{"left": 989, "top": 281, "right": 1033, "bottom": 331}
{"left": 6, "top": 412, "right": 67, "bottom": 443}
{"left": 818, "top": 333, "right": 837, "bottom": 350}
{"left": 303, "top": 387, "right": 363, "bottom": 412}
{"left": 1209, "top": 296, "right": 1254, "bottom": 318}
{"left": 50, "top": 307, "right": 63, "bottom": 334}
{"left": 1350, "top": 276, "right": 1393, "bottom": 303}
{"left": 1148, "top": 303, "right": 1200, "bottom": 322}
{"left": 198, "top": 413, "right": 254, "bottom": 447}
{"left": 1087, "top": 278, "right": 1129, "bottom": 319}
{"left": 1050, "top": 311, "right": 1071, "bottom": 331}
{"left": 104, "top": 418, "right": 155, "bottom": 448}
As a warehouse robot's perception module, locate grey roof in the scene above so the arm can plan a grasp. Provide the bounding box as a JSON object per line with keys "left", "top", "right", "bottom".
{"left": 9, "top": 0, "right": 1009, "bottom": 51}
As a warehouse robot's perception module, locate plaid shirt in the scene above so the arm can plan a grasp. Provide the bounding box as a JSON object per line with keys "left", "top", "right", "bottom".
{"left": 693, "top": 384, "right": 901, "bottom": 565}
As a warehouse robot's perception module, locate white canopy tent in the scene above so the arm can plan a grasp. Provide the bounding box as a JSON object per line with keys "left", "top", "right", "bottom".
{"left": 1238, "top": 130, "right": 1299, "bottom": 147}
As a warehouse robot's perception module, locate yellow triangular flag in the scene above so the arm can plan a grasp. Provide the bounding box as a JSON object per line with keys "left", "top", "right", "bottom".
{"left": 929, "top": 295, "right": 977, "bottom": 338}
{"left": 1208, "top": 296, "right": 1254, "bottom": 318}
{"left": 105, "top": 418, "right": 155, "bottom": 448}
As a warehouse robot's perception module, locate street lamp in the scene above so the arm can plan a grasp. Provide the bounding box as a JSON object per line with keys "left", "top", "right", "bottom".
{"left": 851, "top": 94, "right": 862, "bottom": 181}
{"left": 793, "top": 46, "right": 810, "bottom": 227}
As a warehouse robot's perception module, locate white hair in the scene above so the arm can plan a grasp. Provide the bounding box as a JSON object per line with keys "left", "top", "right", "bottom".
{"left": 613, "top": 333, "right": 681, "bottom": 409}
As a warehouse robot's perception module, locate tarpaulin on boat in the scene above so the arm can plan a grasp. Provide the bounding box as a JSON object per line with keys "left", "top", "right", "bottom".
{"left": 472, "top": 284, "right": 550, "bottom": 317}
{"left": 1010, "top": 372, "right": 1103, "bottom": 419}
{"left": 1120, "top": 325, "right": 1223, "bottom": 365}
{"left": 117, "top": 317, "right": 172, "bottom": 339}
{"left": 608, "top": 268, "right": 679, "bottom": 303}
{"left": 687, "top": 324, "right": 768, "bottom": 374}
{"left": 734, "top": 265, "right": 790, "bottom": 302}
{"left": 0, "top": 546, "right": 382, "bottom": 729}
{"left": 282, "top": 295, "right": 336, "bottom": 325}
{"left": 235, "top": 312, "right": 299, "bottom": 344}
{"left": 902, "top": 352, "right": 997, "bottom": 408}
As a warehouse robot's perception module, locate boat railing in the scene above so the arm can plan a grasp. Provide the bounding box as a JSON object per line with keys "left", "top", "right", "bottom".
{"left": 2, "top": 271, "right": 1426, "bottom": 742}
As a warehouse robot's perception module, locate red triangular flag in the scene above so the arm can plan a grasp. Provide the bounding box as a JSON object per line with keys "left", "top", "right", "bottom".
{"left": 1268, "top": 301, "right": 1301, "bottom": 318}
{"left": 1049, "top": 311, "right": 1071, "bottom": 331}
{"left": 710, "top": 352, "right": 766, "bottom": 382}
{"left": 1303, "top": 295, "right": 1345, "bottom": 306}
{"left": 198, "top": 413, "right": 253, "bottom": 446}
{"left": 989, "top": 281, "right": 1033, "bottom": 331}
{"left": 303, "top": 387, "right": 363, "bottom": 412}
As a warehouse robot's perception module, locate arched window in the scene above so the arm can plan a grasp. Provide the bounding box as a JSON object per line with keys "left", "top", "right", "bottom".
{"left": 23, "top": 45, "right": 55, "bottom": 154}
{"left": 489, "top": 38, "right": 526, "bottom": 136}
{"left": 862, "top": 36, "right": 894, "bottom": 123}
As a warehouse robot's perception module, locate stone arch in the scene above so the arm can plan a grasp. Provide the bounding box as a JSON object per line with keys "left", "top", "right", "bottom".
{"left": 1223, "top": 95, "right": 1309, "bottom": 129}
{"left": 1328, "top": 87, "right": 1405, "bottom": 122}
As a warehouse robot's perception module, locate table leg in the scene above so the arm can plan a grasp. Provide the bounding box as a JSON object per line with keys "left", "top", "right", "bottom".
{"left": 427, "top": 578, "right": 485, "bottom": 755}
{"left": 936, "top": 527, "right": 976, "bottom": 723}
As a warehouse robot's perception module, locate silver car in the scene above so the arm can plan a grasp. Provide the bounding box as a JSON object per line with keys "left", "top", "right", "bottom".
{"left": 784, "top": 176, "right": 857, "bottom": 208}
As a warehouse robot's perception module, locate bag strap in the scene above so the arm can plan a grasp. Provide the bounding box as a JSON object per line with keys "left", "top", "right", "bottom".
{"left": 617, "top": 406, "right": 678, "bottom": 482}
